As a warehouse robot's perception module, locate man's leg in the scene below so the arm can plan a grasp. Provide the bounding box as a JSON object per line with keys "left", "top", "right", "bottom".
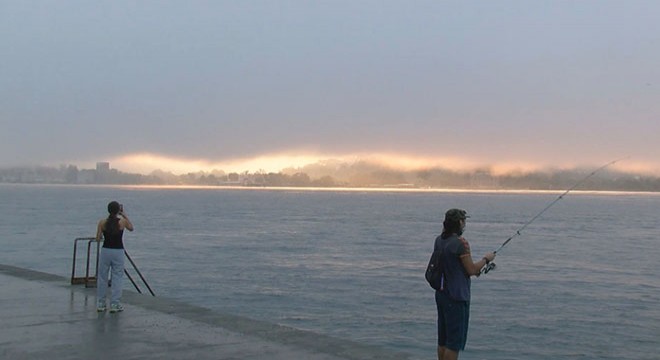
{"left": 441, "top": 347, "right": 459, "bottom": 360}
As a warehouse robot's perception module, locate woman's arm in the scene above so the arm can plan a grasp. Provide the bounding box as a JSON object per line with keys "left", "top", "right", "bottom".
{"left": 96, "top": 219, "right": 105, "bottom": 241}
{"left": 119, "top": 210, "right": 134, "bottom": 232}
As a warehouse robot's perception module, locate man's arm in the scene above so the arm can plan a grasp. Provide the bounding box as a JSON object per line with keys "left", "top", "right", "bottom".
{"left": 460, "top": 254, "right": 493, "bottom": 276}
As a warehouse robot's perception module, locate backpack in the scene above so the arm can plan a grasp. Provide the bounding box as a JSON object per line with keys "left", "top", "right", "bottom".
{"left": 425, "top": 248, "right": 445, "bottom": 291}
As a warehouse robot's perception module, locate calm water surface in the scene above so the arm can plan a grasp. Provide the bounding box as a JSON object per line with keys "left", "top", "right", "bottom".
{"left": 1, "top": 184, "right": 658, "bottom": 360}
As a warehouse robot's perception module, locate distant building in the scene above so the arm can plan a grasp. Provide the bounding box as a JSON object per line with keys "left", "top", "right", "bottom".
{"left": 96, "top": 162, "right": 110, "bottom": 172}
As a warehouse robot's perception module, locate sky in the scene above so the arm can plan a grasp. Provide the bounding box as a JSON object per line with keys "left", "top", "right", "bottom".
{"left": 2, "top": 1, "right": 659, "bottom": 175}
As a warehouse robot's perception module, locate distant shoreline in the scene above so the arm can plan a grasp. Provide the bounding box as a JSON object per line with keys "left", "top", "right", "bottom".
{"left": 3, "top": 162, "right": 660, "bottom": 192}
{"left": 2, "top": 182, "right": 658, "bottom": 196}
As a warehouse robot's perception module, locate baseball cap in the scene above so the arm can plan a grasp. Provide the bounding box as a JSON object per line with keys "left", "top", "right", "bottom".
{"left": 445, "top": 208, "right": 469, "bottom": 222}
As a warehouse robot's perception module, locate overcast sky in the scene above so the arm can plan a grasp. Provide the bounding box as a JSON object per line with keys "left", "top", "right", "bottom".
{"left": 2, "top": 1, "right": 659, "bottom": 174}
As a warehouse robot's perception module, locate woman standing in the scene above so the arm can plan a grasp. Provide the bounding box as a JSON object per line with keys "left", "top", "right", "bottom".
{"left": 96, "top": 201, "right": 134, "bottom": 313}
{"left": 434, "top": 208, "right": 495, "bottom": 360}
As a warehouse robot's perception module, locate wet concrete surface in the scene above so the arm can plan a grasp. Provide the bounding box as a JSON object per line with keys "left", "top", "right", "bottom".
{"left": 0, "top": 264, "right": 411, "bottom": 360}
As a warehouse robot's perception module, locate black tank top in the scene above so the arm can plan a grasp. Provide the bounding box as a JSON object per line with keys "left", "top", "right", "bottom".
{"left": 102, "top": 217, "right": 124, "bottom": 249}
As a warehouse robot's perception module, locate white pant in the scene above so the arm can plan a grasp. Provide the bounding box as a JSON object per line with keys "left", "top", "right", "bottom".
{"left": 97, "top": 248, "right": 125, "bottom": 305}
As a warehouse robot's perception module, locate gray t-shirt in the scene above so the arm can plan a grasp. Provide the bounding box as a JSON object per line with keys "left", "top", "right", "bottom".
{"left": 434, "top": 234, "right": 471, "bottom": 301}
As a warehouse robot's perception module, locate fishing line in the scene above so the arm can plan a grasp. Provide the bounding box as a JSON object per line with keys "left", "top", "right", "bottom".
{"left": 481, "top": 157, "right": 628, "bottom": 275}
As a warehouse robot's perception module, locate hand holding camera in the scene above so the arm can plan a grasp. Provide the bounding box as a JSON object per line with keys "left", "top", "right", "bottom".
{"left": 118, "top": 204, "right": 127, "bottom": 218}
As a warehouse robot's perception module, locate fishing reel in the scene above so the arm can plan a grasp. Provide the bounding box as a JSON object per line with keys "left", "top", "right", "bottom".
{"left": 480, "top": 262, "right": 497, "bottom": 275}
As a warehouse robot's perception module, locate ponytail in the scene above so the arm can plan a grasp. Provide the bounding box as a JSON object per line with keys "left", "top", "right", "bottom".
{"left": 105, "top": 215, "right": 120, "bottom": 233}
{"left": 105, "top": 201, "right": 121, "bottom": 234}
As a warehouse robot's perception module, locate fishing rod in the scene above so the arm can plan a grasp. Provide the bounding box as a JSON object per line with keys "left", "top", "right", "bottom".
{"left": 481, "top": 157, "right": 627, "bottom": 275}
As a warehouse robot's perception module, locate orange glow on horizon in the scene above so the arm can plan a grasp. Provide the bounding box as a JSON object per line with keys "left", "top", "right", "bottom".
{"left": 110, "top": 152, "right": 325, "bottom": 174}
{"left": 110, "top": 151, "right": 489, "bottom": 175}
{"left": 105, "top": 151, "right": 659, "bottom": 177}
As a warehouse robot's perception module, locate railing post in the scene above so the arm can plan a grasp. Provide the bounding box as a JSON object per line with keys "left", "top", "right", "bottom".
{"left": 71, "top": 237, "right": 97, "bottom": 286}
{"left": 124, "top": 250, "right": 156, "bottom": 296}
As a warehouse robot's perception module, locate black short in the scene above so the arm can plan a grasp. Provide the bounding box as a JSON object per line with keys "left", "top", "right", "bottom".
{"left": 435, "top": 290, "right": 470, "bottom": 351}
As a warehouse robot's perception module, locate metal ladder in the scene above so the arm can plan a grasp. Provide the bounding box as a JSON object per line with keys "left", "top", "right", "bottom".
{"left": 71, "top": 237, "right": 155, "bottom": 296}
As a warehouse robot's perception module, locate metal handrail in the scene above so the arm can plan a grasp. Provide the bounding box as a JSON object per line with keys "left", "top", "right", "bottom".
{"left": 124, "top": 249, "right": 156, "bottom": 296}
{"left": 71, "top": 237, "right": 99, "bottom": 287}
{"left": 71, "top": 237, "right": 155, "bottom": 296}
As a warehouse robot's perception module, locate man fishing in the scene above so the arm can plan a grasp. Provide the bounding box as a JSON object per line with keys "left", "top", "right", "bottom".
{"left": 433, "top": 208, "right": 495, "bottom": 360}
{"left": 431, "top": 159, "right": 625, "bottom": 359}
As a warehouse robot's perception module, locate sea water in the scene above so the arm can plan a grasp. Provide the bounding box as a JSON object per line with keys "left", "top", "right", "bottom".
{"left": 1, "top": 184, "right": 658, "bottom": 360}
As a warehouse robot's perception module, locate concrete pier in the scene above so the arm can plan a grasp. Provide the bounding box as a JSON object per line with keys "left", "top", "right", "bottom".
{"left": 0, "top": 264, "right": 411, "bottom": 360}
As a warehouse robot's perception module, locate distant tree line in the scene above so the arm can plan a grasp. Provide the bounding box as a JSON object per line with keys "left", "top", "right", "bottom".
{"left": 1, "top": 163, "right": 660, "bottom": 192}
